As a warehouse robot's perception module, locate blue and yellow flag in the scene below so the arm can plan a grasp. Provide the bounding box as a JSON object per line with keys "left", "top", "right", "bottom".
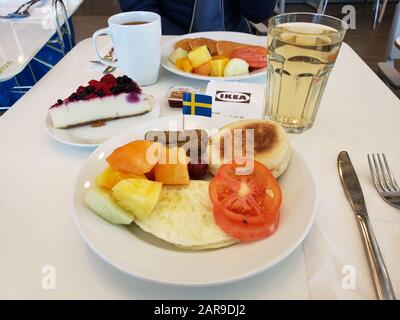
{"left": 182, "top": 92, "right": 212, "bottom": 117}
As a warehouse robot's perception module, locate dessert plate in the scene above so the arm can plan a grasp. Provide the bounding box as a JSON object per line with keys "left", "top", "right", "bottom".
{"left": 45, "top": 95, "right": 160, "bottom": 147}
{"left": 72, "top": 115, "right": 317, "bottom": 286}
{"left": 162, "top": 31, "right": 267, "bottom": 81}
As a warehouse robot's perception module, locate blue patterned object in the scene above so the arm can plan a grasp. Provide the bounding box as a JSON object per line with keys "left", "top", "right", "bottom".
{"left": 0, "top": 18, "right": 75, "bottom": 110}
{"left": 182, "top": 92, "right": 212, "bottom": 117}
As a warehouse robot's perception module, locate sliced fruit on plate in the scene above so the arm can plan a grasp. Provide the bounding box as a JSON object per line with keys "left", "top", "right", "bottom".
{"left": 209, "top": 160, "right": 282, "bottom": 241}
{"left": 176, "top": 57, "right": 193, "bottom": 73}
{"left": 96, "top": 166, "right": 146, "bottom": 190}
{"left": 193, "top": 61, "right": 211, "bottom": 76}
{"left": 169, "top": 47, "right": 188, "bottom": 64}
{"left": 209, "top": 56, "right": 229, "bottom": 77}
{"left": 84, "top": 186, "right": 134, "bottom": 224}
{"left": 187, "top": 45, "right": 212, "bottom": 68}
{"left": 230, "top": 46, "right": 267, "bottom": 68}
{"left": 223, "top": 58, "right": 249, "bottom": 77}
{"left": 154, "top": 146, "right": 190, "bottom": 185}
{"left": 106, "top": 140, "right": 161, "bottom": 175}
{"left": 112, "top": 178, "right": 162, "bottom": 219}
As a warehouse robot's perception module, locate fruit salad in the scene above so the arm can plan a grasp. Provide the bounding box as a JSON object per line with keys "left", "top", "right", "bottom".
{"left": 168, "top": 38, "right": 267, "bottom": 77}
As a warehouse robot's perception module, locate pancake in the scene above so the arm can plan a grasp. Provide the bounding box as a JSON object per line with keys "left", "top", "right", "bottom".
{"left": 174, "top": 38, "right": 192, "bottom": 52}
{"left": 208, "top": 120, "right": 290, "bottom": 178}
{"left": 134, "top": 180, "right": 238, "bottom": 250}
{"left": 189, "top": 37, "right": 217, "bottom": 55}
{"left": 216, "top": 40, "right": 249, "bottom": 58}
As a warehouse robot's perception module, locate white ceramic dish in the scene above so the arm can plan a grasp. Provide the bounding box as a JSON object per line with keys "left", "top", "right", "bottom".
{"left": 161, "top": 31, "right": 267, "bottom": 81}
{"left": 72, "top": 115, "right": 317, "bottom": 286}
{"left": 45, "top": 94, "right": 160, "bottom": 147}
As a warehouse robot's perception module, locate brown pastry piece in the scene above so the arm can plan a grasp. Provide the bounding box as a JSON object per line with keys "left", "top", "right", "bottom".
{"left": 216, "top": 40, "right": 250, "bottom": 58}
{"left": 189, "top": 38, "right": 217, "bottom": 55}
{"left": 174, "top": 38, "right": 192, "bottom": 51}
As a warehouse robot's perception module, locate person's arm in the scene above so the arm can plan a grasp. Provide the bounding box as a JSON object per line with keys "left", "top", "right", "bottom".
{"left": 119, "top": 0, "right": 160, "bottom": 13}
{"left": 239, "top": 0, "right": 276, "bottom": 23}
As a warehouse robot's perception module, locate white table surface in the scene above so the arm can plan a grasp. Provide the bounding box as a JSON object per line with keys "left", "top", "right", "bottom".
{"left": 0, "top": 0, "right": 83, "bottom": 82}
{"left": 0, "top": 36, "right": 399, "bottom": 299}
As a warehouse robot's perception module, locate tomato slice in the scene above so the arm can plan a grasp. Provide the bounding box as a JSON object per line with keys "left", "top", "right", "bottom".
{"left": 213, "top": 204, "right": 279, "bottom": 241}
{"left": 209, "top": 160, "right": 282, "bottom": 225}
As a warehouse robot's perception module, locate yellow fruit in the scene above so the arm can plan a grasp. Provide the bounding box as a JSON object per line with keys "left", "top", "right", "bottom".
{"left": 112, "top": 178, "right": 162, "bottom": 219}
{"left": 188, "top": 45, "right": 212, "bottom": 68}
{"left": 96, "top": 167, "right": 145, "bottom": 190}
{"left": 168, "top": 47, "right": 188, "bottom": 64}
{"left": 209, "top": 57, "right": 229, "bottom": 77}
{"left": 176, "top": 57, "right": 193, "bottom": 73}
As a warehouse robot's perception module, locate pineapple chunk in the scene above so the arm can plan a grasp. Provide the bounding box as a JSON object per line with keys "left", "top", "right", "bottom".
{"left": 176, "top": 57, "right": 193, "bottom": 73}
{"left": 188, "top": 45, "right": 212, "bottom": 68}
{"left": 84, "top": 187, "right": 134, "bottom": 225}
{"left": 169, "top": 47, "right": 188, "bottom": 64}
{"left": 112, "top": 178, "right": 162, "bottom": 219}
{"left": 223, "top": 58, "right": 249, "bottom": 77}
{"left": 96, "top": 166, "right": 145, "bottom": 190}
{"left": 210, "top": 57, "right": 229, "bottom": 77}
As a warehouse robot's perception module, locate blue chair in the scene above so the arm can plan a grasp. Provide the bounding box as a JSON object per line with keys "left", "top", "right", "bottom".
{"left": 0, "top": 0, "right": 75, "bottom": 110}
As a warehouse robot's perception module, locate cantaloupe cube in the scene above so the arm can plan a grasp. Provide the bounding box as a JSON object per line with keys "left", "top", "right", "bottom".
{"left": 154, "top": 147, "right": 189, "bottom": 185}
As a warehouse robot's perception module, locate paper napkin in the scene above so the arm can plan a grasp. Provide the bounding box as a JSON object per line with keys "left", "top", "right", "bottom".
{"left": 205, "top": 81, "right": 266, "bottom": 120}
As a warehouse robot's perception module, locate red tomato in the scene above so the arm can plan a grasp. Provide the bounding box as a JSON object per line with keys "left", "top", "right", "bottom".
{"left": 209, "top": 160, "right": 282, "bottom": 223}
{"left": 230, "top": 47, "right": 267, "bottom": 68}
{"left": 213, "top": 204, "right": 280, "bottom": 242}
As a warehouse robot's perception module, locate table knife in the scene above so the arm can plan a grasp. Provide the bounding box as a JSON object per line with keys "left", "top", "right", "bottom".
{"left": 337, "top": 151, "right": 396, "bottom": 300}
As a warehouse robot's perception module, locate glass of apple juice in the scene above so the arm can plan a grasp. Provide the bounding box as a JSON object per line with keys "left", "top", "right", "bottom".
{"left": 265, "top": 13, "right": 347, "bottom": 133}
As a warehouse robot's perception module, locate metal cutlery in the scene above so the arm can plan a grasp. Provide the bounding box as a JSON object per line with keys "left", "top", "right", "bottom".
{"left": 0, "top": 0, "right": 41, "bottom": 19}
{"left": 338, "top": 151, "right": 396, "bottom": 300}
{"left": 89, "top": 48, "right": 116, "bottom": 74}
{"left": 368, "top": 153, "right": 400, "bottom": 209}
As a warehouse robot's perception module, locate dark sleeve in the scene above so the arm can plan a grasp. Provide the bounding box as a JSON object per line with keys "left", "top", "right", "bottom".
{"left": 239, "top": 0, "right": 276, "bottom": 23}
{"left": 119, "top": 0, "right": 160, "bottom": 13}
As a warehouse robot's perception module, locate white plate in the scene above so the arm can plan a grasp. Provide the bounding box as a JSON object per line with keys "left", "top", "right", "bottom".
{"left": 162, "top": 31, "right": 267, "bottom": 81}
{"left": 72, "top": 115, "right": 316, "bottom": 286}
{"left": 45, "top": 95, "right": 160, "bottom": 147}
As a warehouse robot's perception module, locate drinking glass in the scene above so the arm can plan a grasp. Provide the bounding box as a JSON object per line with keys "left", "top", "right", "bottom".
{"left": 265, "top": 13, "right": 347, "bottom": 133}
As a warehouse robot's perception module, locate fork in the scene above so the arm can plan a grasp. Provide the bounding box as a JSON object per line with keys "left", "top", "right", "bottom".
{"left": 89, "top": 48, "right": 117, "bottom": 74}
{"left": 367, "top": 153, "right": 400, "bottom": 209}
{"left": 89, "top": 48, "right": 114, "bottom": 64}
{"left": 0, "top": 0, "right": 41, "bottom": 19}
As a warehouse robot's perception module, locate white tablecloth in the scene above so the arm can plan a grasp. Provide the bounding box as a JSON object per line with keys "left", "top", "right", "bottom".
{"left": 0, "top": 37, "right": 399, "bottom": 299}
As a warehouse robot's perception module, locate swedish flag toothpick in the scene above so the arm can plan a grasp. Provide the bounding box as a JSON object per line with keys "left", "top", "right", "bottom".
{"left": 182, "top": 92, "right": 212, "bottom": 129}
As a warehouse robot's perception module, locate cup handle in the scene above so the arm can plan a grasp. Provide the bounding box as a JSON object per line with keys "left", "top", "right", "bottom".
{"left": 92, "top": 28, "right": 117, "bottom": 68}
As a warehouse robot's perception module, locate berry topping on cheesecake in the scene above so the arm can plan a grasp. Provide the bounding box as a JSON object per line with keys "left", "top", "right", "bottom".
{"left": 49, "top": 75, "right": 151, "bottom": 129}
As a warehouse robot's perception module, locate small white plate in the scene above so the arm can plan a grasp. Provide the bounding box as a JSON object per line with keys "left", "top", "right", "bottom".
{"left": 162, "top": 31, "right": 267, "bottom": 81}
{"left": 73, "top": 115, "right": 316, "bottom": 286}
{"left": 45, "top": 95, "right": 160, "bottom": 147}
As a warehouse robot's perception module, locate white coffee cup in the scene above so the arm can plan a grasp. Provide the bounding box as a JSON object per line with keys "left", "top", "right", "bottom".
{"left": 93, "top": 11, "right": 161, "bottom": 86}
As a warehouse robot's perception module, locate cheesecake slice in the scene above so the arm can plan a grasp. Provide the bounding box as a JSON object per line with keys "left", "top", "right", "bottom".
{"left": 49, "top": 74, "right": 152, "bottom": 129}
